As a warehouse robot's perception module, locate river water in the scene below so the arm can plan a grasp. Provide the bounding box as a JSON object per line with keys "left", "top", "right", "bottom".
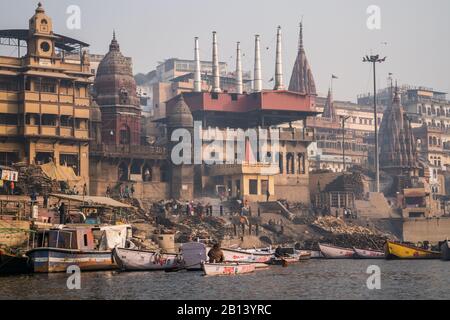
{"left": 1, "top": 259, "right": 449, "bottom": 300}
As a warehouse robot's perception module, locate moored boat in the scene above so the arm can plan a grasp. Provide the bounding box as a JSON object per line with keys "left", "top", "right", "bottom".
{"left": 385, "top": 240, "right": 440, "bottom": 259}
{"left": 309, "top": 250, "right": 325, "bottom": 259}
{"left": 202, "top": 262, "right": 255, "bottom": 276}
{"left": 209, "top": 247, "right": 273, "bottom": 264}
{"left": 113, "top": 247, "right": 181, "bottom": 271}
{"left": 297, "top": 250, "right": 311, "bottom": 261}
{"left": 440, "top": 240, "right": 450, "bottom": 261}
{"left": 27, "top": 247, "right": 115, "bottom": 273}
{"left": 319, "top": 243, "right": 355, "bottom": 259}
{"left": 0, "top": 250, "right": 31, "bottom": 275}
{"left": 26, "top": 225, "right": 131, "bottom": 273}
{"left": 353, "top": 247, "right": 385, "bottom": 259}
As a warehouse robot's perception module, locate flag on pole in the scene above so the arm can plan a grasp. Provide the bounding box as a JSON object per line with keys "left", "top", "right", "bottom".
{"left": 332, "top": 74, "right": 338, "bottom": 79}
{"left": 269, "top": 77, "right": 274, "bottom": 82}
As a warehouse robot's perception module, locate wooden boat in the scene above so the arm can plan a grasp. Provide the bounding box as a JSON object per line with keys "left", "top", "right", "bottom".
{"left": 209, "top": 247, "right": 273, "bottom": 264}
{"left": 26, "top": 227, "right": 121, "bottom": 273}
{"left": 385, "top": 240, "right": 441, "bottom": 259}
{"left": 353, "top": 247, "right": 385, "bottom": 259}
{"left": 27, "top": 247, "right": 115, "bottom": 273}
{"left": 440, "top": 240, "right": 450, "bottom": 261}
{"left": 319, "top": 243, "right": 355, "bottom": 259}
{"left": 180, "top": 242, "right": 207, "bottom": 271}
{"left": 113, "top": 247, "right": 181, "bottom": 271}
{"left": 0, "top": 250, "right": 31, "bottom": 275}
{"left": 297, "top": 250, "right": 311, "bottom": 261}
{"left": 202, "top": 262, "right": 255, "bottom": 276}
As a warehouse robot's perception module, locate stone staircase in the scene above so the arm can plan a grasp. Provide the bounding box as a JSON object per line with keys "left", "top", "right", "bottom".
{"left": 354, "top": 192, "right": 396, "bottom": 219}
{"left": 257, "top": 201, "right": 295, "bottom": 220}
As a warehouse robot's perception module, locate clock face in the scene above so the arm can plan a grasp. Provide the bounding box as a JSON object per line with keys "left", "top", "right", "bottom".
{"left": 40, "top": 41, "right": 50, "bottom": 53}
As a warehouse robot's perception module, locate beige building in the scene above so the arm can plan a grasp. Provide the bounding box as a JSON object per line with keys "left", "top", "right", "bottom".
{"left": 0, "top": 4, "right": 92, "bottom": 187}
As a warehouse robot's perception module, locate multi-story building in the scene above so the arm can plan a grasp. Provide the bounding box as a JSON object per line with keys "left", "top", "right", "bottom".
{"left": 89, "top": 33, "right": 168, "bottom": 200}
{"left": 307, "top": 91, "right": 384, "bottom": 172}
{"left": 0, "top": 3, "right": 91, "bottom": 186}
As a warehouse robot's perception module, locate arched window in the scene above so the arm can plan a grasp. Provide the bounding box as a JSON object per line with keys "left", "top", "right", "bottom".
{"left": 286, "top": 153, "right": 294, "bottom": 174}
{"left": 119, "top": 124, "right": 130, "bottom": 145}
{"left": 429, "top": 136, "right": 433, "bottom": 145}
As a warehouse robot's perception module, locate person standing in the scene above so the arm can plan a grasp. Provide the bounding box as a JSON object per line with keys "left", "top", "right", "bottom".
{"left": 266, "top": 189, "right": 270, "bottom": 202}
{"left": 82, "top": 183, "right": 87, "bottom": 197}
{"left": 9, "top": 181, "right": 14, "bottom": 195}
{"left": 59, "top": 202, "right": 66, "bottom": 225}
{"left": 106, "top": 185, "right": 111, "bottom": 197}
{"left": 124, "top": 185, "right": 130, "bottom": 198}
{"left": 130, "top": 184, "right": 135, "bottom": 198}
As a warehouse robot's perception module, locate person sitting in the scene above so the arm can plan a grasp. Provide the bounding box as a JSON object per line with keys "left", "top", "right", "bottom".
{"left": 208, "top": 243, "right": 225, "bottom": 263}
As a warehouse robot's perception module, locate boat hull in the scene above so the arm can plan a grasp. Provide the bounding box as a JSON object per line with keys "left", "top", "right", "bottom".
{"left": 202, "top": 262, "right": 255, "bottom": 276}
{"left": 113, "top": 247, "right": 181, "bottom": 271}
{"left": 385, "top": 241, "right": 440, "bottom": 259}
{"left": 319, "top": 243, "right": 355, "bottom": 259}
{"left": 26, "top": 248, "right": 116, "bottom": 273}
{"left": 215, "top": 247, "right": 273, "bottom": 264}
{"left": 0, "top": 252, "right": 31, "bottom": 275}
{"left": 353, "top": 247, "right": 385, "bottom": 259}
{"left": 441, "top": 241, "right": 450, "bottom": 261}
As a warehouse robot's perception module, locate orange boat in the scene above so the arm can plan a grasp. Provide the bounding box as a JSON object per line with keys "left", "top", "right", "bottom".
{"left": 385, "top": 240, "right": 440, "bottom": 259}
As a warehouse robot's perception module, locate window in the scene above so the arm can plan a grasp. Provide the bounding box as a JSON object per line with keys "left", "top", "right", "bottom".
{"left": 83, "top": 234, "right": 88, "bottom": 247}
{"left": 119, "top": 125, "right": 130, "bottom": 144}
{"left": 249, "top": 179, "right": 258, "bottom": 195}
{"left": 0, "top": 114, "right": 18, "bottom": 125}
{"left": 36, "top": 81, "right": 56, "bottom": 93}
{"left": 41, "top": 114, "right": 56, "bottom": 126}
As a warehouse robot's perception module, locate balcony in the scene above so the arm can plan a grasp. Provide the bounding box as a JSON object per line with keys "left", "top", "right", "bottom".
{"left": 90, "top": 144, "right": 166, "bottom": 159}
{"left": 60, "top": 127, "right": 73, "bottom": 137}
{"left": 0, "top": 91, "right": 19, "bottom": 101}
{"left": 41, "top": 126, "right": 57, "bottom": 136}
{"left": 279, "top": 127, "right": 315, "bottom": 142}
{"left": 75, "top": 97, "right": 90, "bottom": 107}
{"left": 24, "top": 125, "right": 39, "bottom": 135}
{"left": 0, "top": 125, "right": 19, "bottom": 135}
{"left": 74, "top": 129, "right": 88, "bottom": 139}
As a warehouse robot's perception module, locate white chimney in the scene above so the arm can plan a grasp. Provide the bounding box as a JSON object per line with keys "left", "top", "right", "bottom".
{"left": 194, "top": 37, "right": 201, "bottom": 92}
{"left": 274, "top": 26, "right": 284, "bottom": 90}
{"left": 253, "top": 34, "right": 262, "bottom": 92}
{"left": 212, "top": 31, "right": 221, "bottom": 93}
{"left": 235, "top": 42, "right": 243, "bottom": 94}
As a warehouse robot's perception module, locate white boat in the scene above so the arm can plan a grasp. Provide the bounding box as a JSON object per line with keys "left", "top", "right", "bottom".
{"left": 208, "top": 247, "right": 273, "bottom": 264}
{"left": 202, "top": 262, "right": 256, "bottom": 276}
{"left": 319, "top": 243, "right": 355, "bottom": 259}
{"left": 353, "top": 247, "right": 385, "bottom": 259}
{"left": 112, "top": 247, "right": 181, "bottom": 271}
{"left": 180, "top": 242, "right": 207, "bottom": 271}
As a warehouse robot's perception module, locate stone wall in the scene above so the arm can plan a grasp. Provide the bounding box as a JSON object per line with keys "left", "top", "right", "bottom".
{"left": 402, "top": 217, "right": 450, "bottom": 244}
{"left": 0, "top": 219, "right": 30, "bottom": 248}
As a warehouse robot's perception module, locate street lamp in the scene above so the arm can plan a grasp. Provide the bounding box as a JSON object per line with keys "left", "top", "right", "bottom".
{"left": 341, "top": 115, "right": 351, "bottom": 173}
{"left": 363, "top": 54, "right": 386, "bottom": 193}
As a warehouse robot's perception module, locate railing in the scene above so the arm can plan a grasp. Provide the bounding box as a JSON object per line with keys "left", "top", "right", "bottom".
{"left": 90, "top": 144, "right": 166, "bottom": 157}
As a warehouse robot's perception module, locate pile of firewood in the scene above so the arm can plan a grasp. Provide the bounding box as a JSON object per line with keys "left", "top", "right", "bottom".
{"left": 14, "top": 164, "right": 60, "bottom": 195}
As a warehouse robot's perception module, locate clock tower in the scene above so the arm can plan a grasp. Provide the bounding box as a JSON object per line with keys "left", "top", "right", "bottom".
{"left": 27, "top": 2, "right": 55, "bottom": 60}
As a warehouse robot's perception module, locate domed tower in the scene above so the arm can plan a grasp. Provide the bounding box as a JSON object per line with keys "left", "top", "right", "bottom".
{"left": 94, "top": 32, "right": 141, "bottom": 146}
{"left": 166, "top": 94, "right": 194, "bottom": 200}
{"left": 27, "top": 3, "right": 55, "bottom": 60}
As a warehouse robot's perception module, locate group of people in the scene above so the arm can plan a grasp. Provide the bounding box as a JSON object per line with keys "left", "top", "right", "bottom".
{"left": 105, "top": 184, "right": 135, "bottom": 199}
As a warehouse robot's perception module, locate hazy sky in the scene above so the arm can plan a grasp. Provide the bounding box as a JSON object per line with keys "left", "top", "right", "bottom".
{"left": 1, "top": 0, "right": 449, "bottom": 102}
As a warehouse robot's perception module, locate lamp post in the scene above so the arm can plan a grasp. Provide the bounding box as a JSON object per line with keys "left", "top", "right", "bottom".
{"left": 363, "top": 54, "right": 386, "bottom": 193}
{"left": 341, "top": 115, "right": 351, "bottom": 173}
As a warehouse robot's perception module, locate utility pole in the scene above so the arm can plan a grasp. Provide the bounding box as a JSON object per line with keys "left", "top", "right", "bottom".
{"left": 341, "top": 116, "right": 350, "bottom": 173}
{"left": 363, "top": 54, "right": 386, "bottom": 193}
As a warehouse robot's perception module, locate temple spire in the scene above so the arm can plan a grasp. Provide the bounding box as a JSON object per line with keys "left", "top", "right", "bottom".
{"left": 288, "top": 20, "right": 316, "bottom": 95}
{"left": 298, "top": 21, "right": 303, "bottom": 52}
{"left": 110, "top": 30, "right": 119, "bottom": 51}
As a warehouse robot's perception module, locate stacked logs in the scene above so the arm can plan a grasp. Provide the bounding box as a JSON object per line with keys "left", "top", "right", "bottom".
{"left": 14, "top": 164, "right": 60, "bottom": 195}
